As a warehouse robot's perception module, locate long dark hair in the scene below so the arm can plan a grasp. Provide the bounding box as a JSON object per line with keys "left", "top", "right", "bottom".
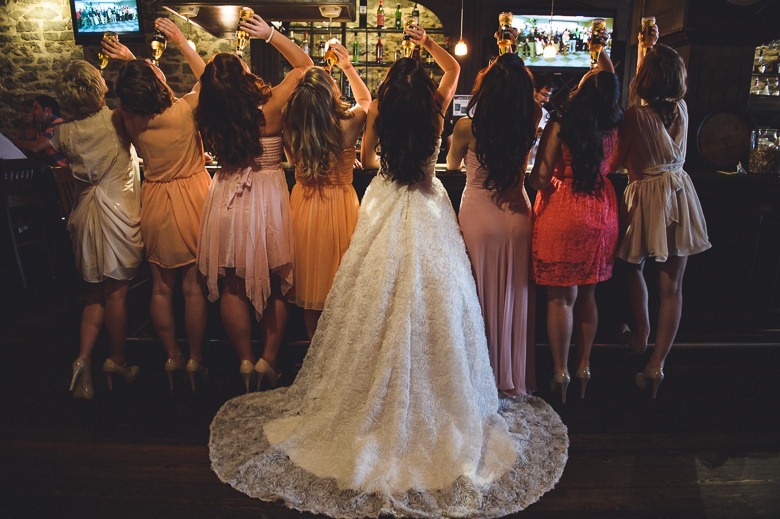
{"left": 558, "top": 70, "right": 622, "bottom": 194}
{"left": 374, "top": 58, "right": 439, "bottom": 185}
{"left": 283, "top": 67, "right": 353, "bottom": 183}
{"left": 630, "top": 44, "right": 687, "bottom": 128}
{"left": 116, "top": 60, "right": 173, "bottom": 116}
{"left": 196, "top": 53, "right": 272, "bottom": 168}
{"left": 467, "top": 54, "right": 536, "bottom": 192}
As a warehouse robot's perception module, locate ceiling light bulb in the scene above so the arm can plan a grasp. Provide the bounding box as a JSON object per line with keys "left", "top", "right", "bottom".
{"left": 454, "top": 40, "right": 468, "bottom": 56}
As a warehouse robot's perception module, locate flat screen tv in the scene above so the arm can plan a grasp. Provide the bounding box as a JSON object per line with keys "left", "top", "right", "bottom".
{"left": 69, "top": 1, "right": 145, "bottom": 45}
{"left": 511, "top": 12, "right": 615, "bottom": 69}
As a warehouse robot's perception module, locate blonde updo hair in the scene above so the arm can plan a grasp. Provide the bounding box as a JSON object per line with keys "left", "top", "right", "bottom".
{"left": 57, "top": 60, "right": 108, "bottom": 120}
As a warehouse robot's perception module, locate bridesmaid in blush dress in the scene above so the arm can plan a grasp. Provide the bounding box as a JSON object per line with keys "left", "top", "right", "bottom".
{"left": 284, "top": 46, "right": 371, "bottom": 339}
{"left": 195, "top": 14, "right": 313, "bottom": 392}
{"left": 447, "top": 53, "right": 539, "bottom": 398}
{"left": 528, "top": 47, "right": 622, "bottom": 403}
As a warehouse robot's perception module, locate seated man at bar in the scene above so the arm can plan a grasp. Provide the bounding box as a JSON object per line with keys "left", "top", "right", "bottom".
{"left": 13, "top": 94, "right": 67, "bottom": 166}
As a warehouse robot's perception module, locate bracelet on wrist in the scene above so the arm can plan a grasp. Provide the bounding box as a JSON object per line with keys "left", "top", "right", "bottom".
{"left": 265, "top": 26, "right": 275, "bottom": 44}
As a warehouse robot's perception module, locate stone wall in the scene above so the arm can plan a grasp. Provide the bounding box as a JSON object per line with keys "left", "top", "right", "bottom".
{"left": 0, "top": 0, "right": 229, "bottom": 138}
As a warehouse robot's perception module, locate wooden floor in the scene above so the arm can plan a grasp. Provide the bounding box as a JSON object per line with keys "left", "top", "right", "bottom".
{"left": 1, "top": 275, "right": 779, "bottom": 518}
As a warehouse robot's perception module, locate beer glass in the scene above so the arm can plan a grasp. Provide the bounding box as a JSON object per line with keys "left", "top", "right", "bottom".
{"left": 235, "top": 7, "right": 254, "bottom": 57}
{"left": 498, "top": 12, "right": 513, "bottom": 55}
{"left": 150, "top": 28, "right": 167, "bottom": 67}
{"left": 589, "top": 18, "right": 607, "bottom": 68}
{"left": 323, "top": 38, "right": 340, "bottom": 70}
{"left": 401, "top": 16, "right": 416, "bottom": 58}
{"left": 97, "top": 31, "right": 118, "bottom": 75}
{"left": 640, "top": 16, "right": 656, "bottom": 47}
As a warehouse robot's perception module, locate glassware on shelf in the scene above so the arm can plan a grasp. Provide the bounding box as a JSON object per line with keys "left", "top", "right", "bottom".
{"left": 97, "top": 31, "right": 118, "bottom": 75}
{"left": 235, "top": 7, "right": 254, "bottom": 58}
{"left": 749, "top": 128, "right": 780, "bottom": 175}
{"left": 150, "top": 28, "right": 167, "bottom": 67}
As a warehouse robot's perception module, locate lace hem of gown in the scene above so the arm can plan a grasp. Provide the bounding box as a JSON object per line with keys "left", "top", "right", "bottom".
{"left": 209, "top": 393, "right": 568, "bottom": 518}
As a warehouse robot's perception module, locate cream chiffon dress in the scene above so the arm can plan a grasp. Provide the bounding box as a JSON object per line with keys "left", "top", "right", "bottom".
{"left": 209, "top": 144, "right": 568, "bottom": 518}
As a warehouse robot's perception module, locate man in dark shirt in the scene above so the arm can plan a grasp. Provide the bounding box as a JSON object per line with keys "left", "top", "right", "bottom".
{"left": 14, "top": 94, "right": 67, "bottom": 166}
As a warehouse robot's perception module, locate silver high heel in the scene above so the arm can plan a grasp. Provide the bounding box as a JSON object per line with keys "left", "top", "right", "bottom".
{"left": 164, "top": 358, "right": 185, "bottom": 391}
{"left": 239, "top": 360, "right": 254, "bottom": 393}
{"left": 185, "top": 359, "right": 208, "bottom": 392}
{"left": 69, "top": 357, "right": 94, "bottom": 400}
{"left": 102, "top": 359, "right": 140, "bottom": 391}
{"left": 576, "top": 366, "right": 591, "bottom": 399}
{"left": 636, "top": 367, "right": 664, "bottom": 399}
{"left": 550, "top": 370, "right": 571, "bottom": 404}
{"left": 255, "top": 358, "right": 282, "bottom": 391}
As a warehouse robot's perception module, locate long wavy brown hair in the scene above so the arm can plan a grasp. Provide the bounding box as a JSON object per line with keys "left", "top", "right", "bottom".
{"left": 116, "top": 60, "right": 173, "bottom": 116}
{"left": 630, "top": 44, "right": 687, "bottom": 128}
{"left": 374, "top": 58, "right": 439, "bottom": 185}
{"left": 196, "top": 53, "right": 272, "bottom": 168}
{"left": 467, "top": 53, "right": 537, "bottom": 192}
{"left": 283, "top": 67, "right": 353, "bottom": 183}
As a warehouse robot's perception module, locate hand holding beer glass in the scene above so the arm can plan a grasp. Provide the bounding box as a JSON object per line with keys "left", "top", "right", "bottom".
{"left": 402, "top": 16, "right": 417, "bottom": 58}
{"left": 235, "top": 7, "right": 255, "bottom": 57}
{"left": 323, "top": 38, "right": 342, "bottom": 71}
{"left": 640, "top": 16, "right": 658, "bottom": 48}
{"left": 97, "top": 31, "right": 118, "bottom": 75}
{"left": 588, "top": 18, "right": 608, "bottom": 69}
{"left": 497, "top": 12, "right": 514, "bottom": 55}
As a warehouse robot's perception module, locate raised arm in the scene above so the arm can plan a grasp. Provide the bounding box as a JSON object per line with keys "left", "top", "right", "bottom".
{"left": 446, "top": 117, "right": 472, "bottom": 171}
{"left": 360, "top": 100, "right": 380, "bottom": 170}
{"left": 637, "top": 22, "right": 659, "bottom": 73}
{"left": 155, "top": 17, "right": 205, "bottom": 80}
{"left": 406, "top": 24, "right": 460, "bottom": 109}
{"left": 334, "top": 43, "right": 371, "bottom": 114}
{"left": 528, "top": 121, "right": 562, "bottom": 190}
{"left": 241, "top": 15, "right": 313, "bottom": 71}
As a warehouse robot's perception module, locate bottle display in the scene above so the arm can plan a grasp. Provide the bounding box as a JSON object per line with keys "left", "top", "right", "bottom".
{"left": 317, "top": 35, "right": 326, "bottom": 59}
{"left": 376, "top": 34, "right": 384, "bottom": 63}
{"left": 412, "top": 2, "right": 420, "bottom": 25}
{"left": 377, "top": 0, "right": 385, "bottom": 29}
{"left": 395, "top": 3, "right": 402, "bottom": 29}
{"left": 301, "top": 32, "right": 310, "bottom": 55}
{"left": 352, "top": 32, "right": 360, "bottom": 63}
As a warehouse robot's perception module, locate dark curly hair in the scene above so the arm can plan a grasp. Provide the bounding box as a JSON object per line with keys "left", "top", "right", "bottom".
{"left": 374, "top": 58, "right": 439, "bottom": 185}
{"left": 630, "top": 44, "right": 687, "bottom": 128}
{"left": 196, "top": 53, "right": 272, "bottom": 168}
{"left": 559, "top": 70, "right": 623, "bottom": 194}
{"left": 115, "top": 60, "right": 173, "bottom": 116}
{"left": 467, "top": 53, "right": 536, "bottom": 192}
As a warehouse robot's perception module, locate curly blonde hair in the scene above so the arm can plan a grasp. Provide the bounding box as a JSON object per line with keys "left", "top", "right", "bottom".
{"left": 57, "top": 60, "right": 108, "bottom": 120}
{"left": 283, "top": 67, "right": 353, "bottom": 183}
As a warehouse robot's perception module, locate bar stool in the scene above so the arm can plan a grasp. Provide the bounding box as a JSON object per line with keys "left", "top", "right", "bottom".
{"left": 0, "top": 158, "right": 54, "bottom": 289}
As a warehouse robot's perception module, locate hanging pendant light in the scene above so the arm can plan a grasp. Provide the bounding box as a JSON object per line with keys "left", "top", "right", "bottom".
{"left": 454, "top": 0, "right": 467, "bottom": 56}
{"left": 543, "top": 0, "right": 558, "bottom": 58}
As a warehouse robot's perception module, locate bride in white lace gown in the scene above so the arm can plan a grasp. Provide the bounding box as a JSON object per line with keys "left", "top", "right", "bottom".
{"left": 210, "top": 26, "right": 568, "bottom": 519}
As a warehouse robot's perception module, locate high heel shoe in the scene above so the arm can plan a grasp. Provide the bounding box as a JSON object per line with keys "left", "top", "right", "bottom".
{"left": 164, "top": 358, "right": 185, "bottom": 391}
{"left": 550, "top": 370, "right": 571, "bottom": 404}
{"left": 102, "top": 359, "right": 140, "bottom": 391}
{"left": 239, "top": 360, "right": 254, "bottom": 393}
{"left": 636, "top": 367, "right": 664, "bottom": 399}
{"left": 255, "top": 358, "right": 282, "bottom": 391}
{"left": 69, "top": 357, "right": 94, "bottom": 400}
{"left": 617, "top": 323, "right": 647, "bottom": 355}
{"left": 576, "top": 366, "right": 591, "bottom": 400}
{"left": 185, "top": 359, "right": 208, "bottom": 392}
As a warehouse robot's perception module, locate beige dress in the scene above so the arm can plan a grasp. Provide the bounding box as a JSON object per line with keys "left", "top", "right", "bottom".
{"left": 50, "top": 107, "right": 144, "bottom": 283}
{"left": 613, "top": 100, "right": 711, "bottom": 263}
{"left": 123, "top": 96, "right": 211, "bottom": 268}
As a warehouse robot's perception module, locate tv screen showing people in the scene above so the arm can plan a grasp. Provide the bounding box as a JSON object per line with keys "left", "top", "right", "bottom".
{"left": 73, "top": 1, "right": 140, "bottom": 34}
{"left": 513, "top": 14, "right": 614, "bottom": 68}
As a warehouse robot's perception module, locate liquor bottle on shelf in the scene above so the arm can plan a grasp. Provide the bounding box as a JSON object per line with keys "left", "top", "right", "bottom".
{"left": 412, "top": 2, "right": 420, "bottom": 25}
{"left": 395, "top": 3, "right": 402, "bottom": 29}
{"left": 376, "top": 34, "right": 384, "bottom": 63}
{"left": 377, "top": 0, "right": 385, "bottom": 29}
{"left": 301, "top": 32, "right": 310, "bottom": 56}
{"left": 289, "top": 29, "right": 298, "bottom": 47}
{"left": 352, "top": 32, "right": 360, "bottom": 63}
{"left": 317, "top": 35, "right": 326, "bottom": 59}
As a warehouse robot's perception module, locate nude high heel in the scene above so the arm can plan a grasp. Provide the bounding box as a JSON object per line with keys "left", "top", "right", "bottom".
{"left": 636, "top": 367, "right": 664, "bottom": 399}
{"left": 255, "top": 358, "right": 282, "bottom": 391}
{"left": 102, "top": 359, "right": 140, "bottom": 391}
{"left": 69, "top": 357, "right": 94, "bottom": 400}
{"left": 185, "top": 359, "right": 208, "bottom": 392}
{"left": 550, "top": 370, "right": 571, "bottom": 404}
{"left": 164, "top": 358, "right": 185, "bottom": 391}
{"left": 576, "top": 366, "right": 591, "bottom": 399}
{"left": 239, "top": 360, "right": 254, "bottom": 393}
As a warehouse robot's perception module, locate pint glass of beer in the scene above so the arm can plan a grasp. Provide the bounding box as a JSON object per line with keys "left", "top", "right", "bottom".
{"left": 589, "top": 18, "right": 607, "bottom": 68}
{"left": 498, "top": 12, "right": 514, "bottom": 55}
{"left": 323, "top": 38, "right": 341, "bottom": 70}
{"left": 98, "top": 31, "right": 118, "bottom": 74}
{"left": 235, "top": 7, "right": 255, "bottom": 57}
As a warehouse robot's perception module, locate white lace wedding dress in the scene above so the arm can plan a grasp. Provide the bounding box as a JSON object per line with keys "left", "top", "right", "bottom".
{"left": 210, "top": 147, "right": 569, "bottom": 518}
